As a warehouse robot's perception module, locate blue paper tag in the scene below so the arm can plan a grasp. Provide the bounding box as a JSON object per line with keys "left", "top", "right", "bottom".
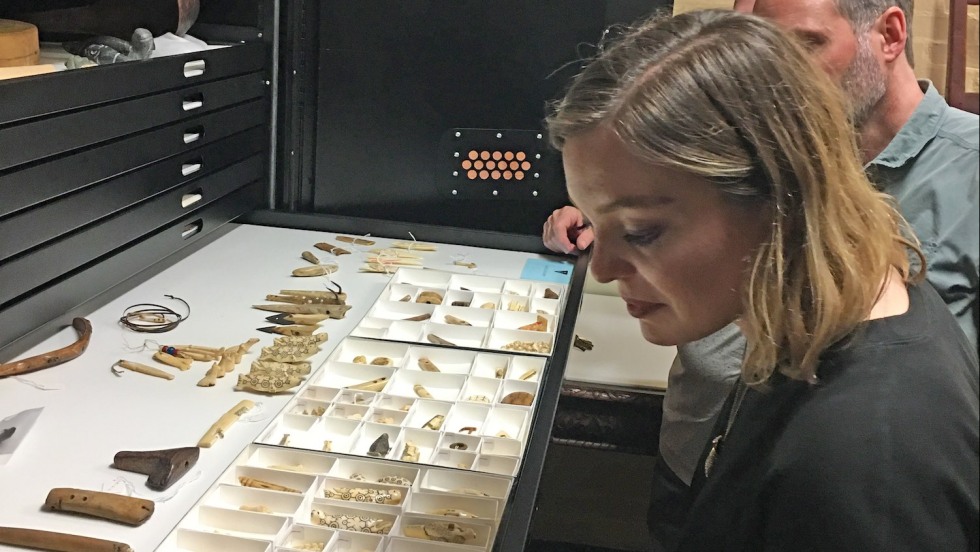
{"left": 521, "top": 258, "right": 574, "bottom": 284}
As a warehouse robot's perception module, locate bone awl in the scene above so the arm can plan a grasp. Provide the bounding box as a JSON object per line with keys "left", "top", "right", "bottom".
{"left": 113, "top": 446, "right": 200, "bottom": 491}
{"left": 0, "top": 526, "right": 134, "bottom": 552}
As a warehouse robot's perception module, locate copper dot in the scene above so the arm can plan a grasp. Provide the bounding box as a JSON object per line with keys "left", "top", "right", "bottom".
{"left": 486, "top": 160, "right": 496, "bottom": 170}
{"left": 474, "top": 160, "right": 484, "bottom": 170}
{"left": 504, "top": 151, "right": 515, "bottom": 160}
{"left": 467, "top": 170, "right": 478, "bottom": 179}
{"left": 468, "top": 150, "right": 478, "bottom": 160}
{"left": 509, "top": 161, "right": 519, "bottom": 170}
{"left": 480, "top": 151, "right": 490, "bottom": 160}
{"left": 492, "top": 151, "right": 503, "bottom": 160}
{"left": 516, "top": 151, "right": 526, "bottom": 161}
{"left": 461, "top": 160, "right": 472, "bottom": 169}
{"left": 521, "top": 161, "right": 531, "bottom": 170}
{"left": 480, "top": 170, "right": 490, "bottom": 180}
{"left": 515, "top": 171, "right": 525, "bottom": 180}
{"left": 491, "top": 170, "right": 501, "bottom": 179}
{"left": 503, "top": 171, "right": 513, "bottom": 180}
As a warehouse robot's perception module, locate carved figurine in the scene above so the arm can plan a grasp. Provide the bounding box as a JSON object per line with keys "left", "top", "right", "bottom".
{"left": 198, "top": 400, "right": 255, "bottom": 448}
{"left": 400, "top": 441, "right": 421, "bottom": 462}
{"left": 367, "top": 433, "right": 391, "bottom": 457}
{"left": 235, "top": 373, "right": 303, "bottom": 394}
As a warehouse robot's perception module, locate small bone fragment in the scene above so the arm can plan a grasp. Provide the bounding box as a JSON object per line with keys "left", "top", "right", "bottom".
{"left": 403, "top": 522, "right": 477, "bottom": 544}
{"left": 367, "top": 433, "right": 391, "bottom": 457}
{"left": 198, "top": 400, "right": 255, "bottom": 448}
{"left": 519, "top": 368, "right": 538, "bottom": 381}
{"left": 251, "top": 360, "right": 312, "bottom": 377}
{"left": 278, "top": 434, "right": 291, "bottom": 446}
{"left": 266, "top": 313, "right": 330, "bottom": 325}
{"left": 196, "top": 362, "right": 220, "bottom": 387}
{"left": 480, "top": 302, "right": 496, "bottom": 309}
{"left": 518, "top": 315, "right": 549, "bottom": 332}
{"left": 459, "top": 426, "right": 477, "bottom": 434}
{"left": 496, "top": 431, "right": 511, "bottom": 439}
{"left": 253, "top": 303, "right": 353, "bottom": 317}
{"left": 451, "top": 300, "right": 471, "bottom": 307}
{"left": 294, "top": 541, "right": 326, "bottom": 551}
{"left": 268, "top": 464, "right": 308, "bottom": 472}
{"left": 427, "top": 334, "right": 456, "bottom": 346}
{"left": 451, "top": 488, "right": 491, "bottom": 497}
{"left": 418, "top": 357, "right": 440, "bottom": 372}
{"left": 454, "top": 260, "right": 477, "bottom": 269}
{"left": 349, "top": 473, "right": 366, "bottom": 481}
{"left": 336, "top": 235, "right": 376, "bottom": 246}
{"left": 112, "top": 447, "right": 199, "bottom": 491}
{"left": 322, "top": 440, "right": 332, "bottom": 452}
{"left": 422, "top": 414, "right": 445, "bottom": 430}
{"left": 400, "top": 441, "right": 420, "bottom": 462}
{"left": 172, "top": 344, "right": 223, "bottom": 354}
{"left": 347, "top": 376, "right": 388, "bottom": 392}
{"left": 240, "top": 504, "right": 272, "bottom": 513}
{"left": 416, "top": 291, "right": 444, "bottom": 304}
{"left": 314, "top": 241, "right": 350, "bottom": 255}
{"left": 573, "top": 334, "right": 594, "bottom": 351}
{"left": 174, "top": 349, "right": 216, "bottom": 362}
{"left": 502, "top": 391, "right": 534, "bottom": 406}
{"left": 375, "top": 415, "right": 395, "bottom": 424}
{"left": 266, "top": 294, "right": 345, "bottom": 305}
{"left": 544, "top": 288, "right": 560, "bottom": 299}
{"left": 465, "top": 395, "right": 491, "bottom": 403}
{"left": 152, "top": 351, "right": 192, "bottom": 371}
{"left": 352, "top": 355, "right": 366, "bottom": 364}
{"left": 301, "top": 251, "right": 321, "bottom": 264}
{"left": 114, "top": 360, "right": 173, "bottom": 380}
{"left": 323, "top": 487, "right": 403, "bottom": 505}
{"left": 494, "top": 367, "right": 507, "bottom": 379}
{"left": 432, "top": 508, "right": 480, "bottom": 518}
{"left": 238, "top": 476, "right": 300, "bottom": 493}
{"left": 403, "top": 313, "right": 432, "bottom": 321}
{"left": 501, "top": 340, "right": 552, "bottom": 353}
{"left": 370, "top": 356, "right": 392, "bottom": 366}
{"left": 0, "top": 527, "right": 134, "bottom": 552}
{"left": 449, "top": 442, "right": 468, "bottom": 450}
{"left": 399, "top": 294, "right": 412, "bottom": 302}
{"left": 444, "top": 315, "right": 471, "bottom": 326}
{"left": 413, "top": 384, "right": 432, "bottom": 398}
{"left": 292, "top": 265, "right": 338, "bottom": 277}
{"left": 44, "top": 488, "right": 154, "bottom": 526}
{"left": 215, "top": 353, "right": 235, "bottom": 377}
{"left": 508, "top": 300, "right": 528, "bottom": 312}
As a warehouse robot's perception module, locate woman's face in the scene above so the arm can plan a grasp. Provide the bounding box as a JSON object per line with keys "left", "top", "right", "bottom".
{"left": 564, "top": 125, "right": 770, "bottom": 346}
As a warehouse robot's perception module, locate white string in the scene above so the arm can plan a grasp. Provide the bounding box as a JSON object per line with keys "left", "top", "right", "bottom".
{"left": 240, "top": 402, "right": 273, "bottom": 424}
{"left": 12, "top": 376, "right": 62, "bottom": 391}
{"left": 100, "top": 471, "right": 203, "bottom": 502}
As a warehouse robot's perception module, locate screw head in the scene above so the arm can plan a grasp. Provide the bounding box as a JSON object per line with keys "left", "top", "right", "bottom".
{"left": 496, "top": 133, "right": 503, "bottom": 138}
{"left": 536, "top": 133, "right": 543, "bottom": 139}
{"left": 533, "top": 173, "right": 540, "bottom": 178}
{"left": 452, "top": 189, "right": 458, "bottom": 195}
{"left": 492, "top": 190, "right": 499, "bottom": 196}
{"left": 454, "top": 152, "right": 460, "bottom": 158}
{"left": 535, "top": 153, "right": 541, "bottom": 159}
{"left": 533, "top": 190, "right": 539, "bottom": 197}
{"left": 455, "top": 132, "right": 462, "bottom": 138}
{"left": 452, "top": 171, "right": 459, "bottom": 177}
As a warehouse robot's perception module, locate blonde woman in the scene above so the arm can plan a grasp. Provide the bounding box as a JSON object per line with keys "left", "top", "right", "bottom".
{"left": 547, "top": 10, "right": 978, "bottom": 551}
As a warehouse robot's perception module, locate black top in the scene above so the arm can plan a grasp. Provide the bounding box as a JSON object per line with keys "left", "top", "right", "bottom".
{"left": 677, "top": 283, "right": 980, "bottom": 552}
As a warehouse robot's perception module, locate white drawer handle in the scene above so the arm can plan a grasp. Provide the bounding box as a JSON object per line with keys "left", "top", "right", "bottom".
{"left": 182, "top": 99, "right": 203, "bottom": 111}
{"left": 183, "top": 59, "right": 206, "bottom": 78}
{"left": 181, "top": 220, "right": 203, "bottom": 239}
{"left": 181, "top": 193, "right": 203, "bottom": 208}
{"left": 182, "top": 132, "right": 201, "bottom": 144}
{"left": 181, "top": 163, "right": 202, "bottom": 176}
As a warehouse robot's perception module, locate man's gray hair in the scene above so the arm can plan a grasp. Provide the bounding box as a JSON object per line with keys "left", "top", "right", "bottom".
{"left": 836, "top": 0, "right": 915, "bottom": 65}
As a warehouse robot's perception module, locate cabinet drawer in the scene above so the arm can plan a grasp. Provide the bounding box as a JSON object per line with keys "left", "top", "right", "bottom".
{"left": 0, "top": 72, "right": 266, "bottom": 172}
{"left": 0, "top": 126, "right": 266, "bottom": 262}
{"left": 0, "top": 42, "right": 267, "bottom": 125}
{"left": 0, "top": 154, "right": 265, "bottom": 307}
{"left": 0, "top": 100, "right": 267, "bottom": 219}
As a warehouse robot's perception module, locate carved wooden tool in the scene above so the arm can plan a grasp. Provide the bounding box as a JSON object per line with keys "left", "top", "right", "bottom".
{"left": 43, "top": 488, "right": 154, "bottom": 526}
{"left": 0, "top": 526, "right": 133, "bottom": 552}
{"left": 265, "top": 313, "right": 330, "bottom": 325}
{"left": 0, "top": 318, "right": 92, "bottom": 378}
{"left": 112, "top": 447, "right": 199, "bottom": 491}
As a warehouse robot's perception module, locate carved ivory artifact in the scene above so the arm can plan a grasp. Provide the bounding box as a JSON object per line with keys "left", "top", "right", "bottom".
{"left": 311, "top": 510, "right": 392, "bottom": 534}
{"left": 322, "top": 487, "right": 403, "bottom": 505}
{"left": 235, "top": 373, "right": 303, "bottom": 394}
{"left": 418, "top": 358, "right": 441, "bottom": 372}
{"left": 113, "top": 360, "right": 173, "bottom": 380}
{"left": 44, "top": 488, "right": 154, "bottom": 526}
{"left": 238, "top": 476, "right": 300, "bottom": 493}
{"left": 404, "top": 521, "right": 477, "bottom": 544}
{"left": 0, "top": 318, "right": 92, "bottom": 378}
{"left": 198, "top": 400, "right": 255, "bottom": 448}
{"left": 0, "top": 526, "right": 134, "bottom": 552}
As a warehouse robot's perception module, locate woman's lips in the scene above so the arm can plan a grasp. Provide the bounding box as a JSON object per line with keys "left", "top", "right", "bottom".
{"left": 624, "top": 299, "right": 663, "bottom": 318}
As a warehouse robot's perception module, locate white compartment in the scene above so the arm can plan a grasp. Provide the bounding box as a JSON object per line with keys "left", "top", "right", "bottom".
{"left": 303, "top": 385, "right": 341, "bottom": 402}
{"left": 316, "top": 362, "right": 395, "bottom": 392}
{"left": 375, "top": 394, "right": 416, "bottom": 413}
{"left": 369, "top": 407, "right": 408, "bottom": 427}
{"left": 443, "top": 290, "right": 474, "bottom": 308}
{"left": 437, "top": 432, "right": 482, "bottom": 454}
{"left": 405, "top": 400, "right": 453, "bottom": 431}
{"left": 247, "top": 446, "right": 337, "bottom": 475}
{"left": 430, "top": 305, "right": 494, "bottom": 330}
{"left": 405, "top": 346, "right": 477, "bottom": 375}
{"left": 413, "top": 286, "right": 448, "bottom": 305}
{"left": 383, "top": 537, "right": 478, "bottom": 552}
{"left": 191, "top": 505, "right": 291, "bottom": 541}
{"left": 530, "top": 282, "right": 565, "bottom": 301}
{"left": 418, "top": 469, "right": 512, "bottom": 499}
{"left": 329, "top": 457, "right": 421, "bottom": 488}
{"left": 319, "top": 476, "right": 406, "bottom": 510}
{"left": 447, "top": 273, "right": 504, "bottom": 293}
{"left": 460, "top": 377, "right": 500, "bottom": 405}
{"left": 352, "top": 423, "right": 401, "bottom": 460}
{"left": 308, "top": 500, "right": 397, "bottom": 536}
{"left": 385, "top": 320, "right": 425, "bottom": 342}
{"left": 406, "top": 491, "right": 501, "bottom": 521}
{"left": 501, "top": 279, "right": 532, "bottom": 296}
{"left": 470, "top": 292, "right": 501, "bottom": 310}
{"left": 392, "top": 428, "right": 440, "bottom": 464}
{"left": 443, "top": 403, "right": 490, "bottom": 435}
{"left": 421, "top": 323, "right": 487, "bottom": 349}
{"left": 349, "top": 317, "right": 393, "bottom": 340}
{"left": 173, "top": 528, "right": 272, "bottom": 552}
{"left": 492, "top": 310, "right": 554, "bottom": 333}
{"left": 393, "top": 267, "right": 453, "bottom": 288}
{"left": 479, "top": 436, "right": 522, "bottom": 458}
{"left": 529, "top": 297, "right": 561, "bottom": 316}
{"left": 367, "top": 301, "right": 435, "bottom": 322}
{"left": 280, "top": 524, "right": 336, "bottom": 552}
{"left": 508, "top": 356, "right": 546, "bottom": 384}
{"left": 395, "top": 513, "right": 493, "bottom": 548}
{"left": 328, "top": 403, "right": 370, "bottom": 422}
{"left": 387, "top": 284, "right": 421, "bottom": 303}
{"left": 483, "top": 407, "right": 528, "bottom": 441}
{"left": 430, "top": 449, "right": 477, "bottom": 470}
{"left": 498, "top": 379, "right": 538, "bottom": 408}
{"left": 203, "top": 484, "right": 305, "bottom": 517}
{"left": 499, "top": 295, "right": 530, "bottom": 312}
{"left": 259, "top": 415, "right": 317, "bottom": 449}
{"left": 470, "top": 353, "right": 511, "bottom": 380}
{"left": 486, "top": 328, "right": 554, "bottom": 355}
{"left": 330, "top": 339, "right": 410, "bottom": 367}
{"left": 332, "top": 531, "right": 384, "bottom": 552}
{"left": 224, "top": 465, "right": 318, "bottom": 496}
{"left": 473, "top": 454, "right": 521, "bottom": 477}
{"left": 318, "top": 417, "right": 361, "bottom": 454}
{"left": 289, "top": 399, "right": 332, "bottom": 418}
{"left": 335, "top": 389, "right": 379, "bottom": 407}
{"left": 388, "top": 370, "right": 466, "bottom": 403}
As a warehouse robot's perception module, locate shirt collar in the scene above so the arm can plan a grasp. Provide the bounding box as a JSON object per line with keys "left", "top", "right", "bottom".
{"left": 868, "top": 80, "right": 946, "bottom": 169}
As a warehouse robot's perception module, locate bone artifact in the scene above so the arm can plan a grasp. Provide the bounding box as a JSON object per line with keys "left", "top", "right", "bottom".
{"left": 323, "top": 487, "right": 403, "bottom": 505}
{"left": 322, "top": 440, "right": 332, "bottom": 452}
{"left": 400, "top": 441, "right": 421, "bottom": 462}
{"left": 352, "top": 355, "right": 367, "bottom": 364}
{"left": 378, "top": 475, "right": 412, "bottom": 486}
{"left": 251, "top": 360, "right": 312, "bottom": 377}
{"left": 293, "top": 541, "right": 326, "bottom": 551}
{"left": 266, "top": 293, "right": 346, "bottom": 305}
{"left": 152, "top": 351, "right": 192, "bottom": 371}
{"left": 236, "top": 373, "right": 303, "bottom": 394}
{"left": 465, "top": 395, "right": 491, "bottom": 403}
{"left": 166, "top": 344, "right": 223, "bottom": 360}
{"left": 502, "top": 391, "right": 534, "bottom": 406}
{"left": 269, "top": 463, "right": 310, "bottom": 472}
{"left": 365, "top": 255, "right": 423, "bottom": 267}
{"left": 292, "top": 265, "right": 338, "bottom": 277}
{"left": 266, "top": 313, "right": 330, "bottom": 325}
{"left": 198, "top": 400, "right": 255, "bottom": 448}
{"left": 44, "top": 488, "right": 153, "bottom": 526}
{"left": 310, "top": 511, "right": 392, "bottom": 534}
{"left": 257, "top": 325, "right": 319, "bottom": 336}
{"left": 391, "top": 241, "right": 437, "bottom": 251}
{"left": 451, "top": 488, "right": 491, "bottom": 497}
{"left": 518, "top": 315, "right": 549, "bottom": 332}
{"left": 573, "top": 334, "right": 594, "bottom": 351}
{"left": 238, "top": 476, "right": 300, "bottom": 493}
{"left": 480, "top": 302, "right": 496, "bottom": 309}
{"left": 459, "top": 426, "right": 478, "bottom": 434}
{"left": 196, "top": 363, "right": 221, "bottom": 387}
{"left": 519, "top": 368, "right": 539, "bottom": 381}
{"left": 404, "top": 522, "right": 477, "bottom": 544}
{"left": 374, "top": 415, "right": 395, "bottom": 424}
{"left": 418, "top": 357, "right": 440, "bottom": 372}
{"left": 422, "top": 414, "right": 445, "bottom": 430}
{"left": 454, "top": 260, "right": 477, "bottom": 269}
{"left": 444, "top": 315, "right": 472, "bottom": 326}
{"left": 413, "top": 384, "right": 433, "bottom": 398}
{"left": 0, "top": 527, "right": 134, "bottom": 552}
{"left": 507, "top": 300, "right": 529, "bottom": 312}
{"left": 403, "top": 313, "right": 432, "bottom": 321}
{"left": 496, "top": 431, "right": 511, "bottom": 438}
{"left": 112, "top": 360, "right": 173, "bottom": 380}
{"left": 495, "top": 367, "right": 507, "bottom": 379}
{"left": 273, "top": 333, "right": 329, "bottom": 346}
{"left": 314, "top": 241, "right": 350, "bottom": 256}
{"left": 259, "top": 343, "right": 320, "bottom": 362}
{"left": 347, "top": 376, "right": 388, "bottom": 392}
{"left": 0, "top": 318, "right": 92, "bottom": 378}
{"left": 451, "top": 300, "right": 471, "bottom": 307}
{"left": 367, "top": 433, "right": 391, "bottom": 457}
{"left": 253, "top": 303, "right": 352, "bottom": 318}
{"left": 502, "top": 340, "right": 551, "bottom": 353}
{"left": 416, "top": 291, "right": 444, "bottom": 304}
{"left": 544, "top": 288, "right": 560, "bottom": 299}
{"left": 240, "top": 504, "right": 272, "bottom": 513}
{"left": 370, "top": 356, "right": 392, "bottom": 366}
{"left": 301, "top": 250, "right": 321, "bottom": 264}
{"left": 112, "top": 447, "right": 199, "bottom": 491}
{"left": 301, "top": 406, "right": 327, "bottom": 416}
{"left": 427, "top": 334, "right": 456, "bottom": 346}
{"left": 449, "top": 442, "right": 468, "bottom": 450}
{"left": 399, "top": 294, "right": 412, "bottom": 301}
{"left": 337, "top": 235, "right": 376, "bottom": 246}
{"left": 278, "top": 434, "right": 291, "bottom": 446}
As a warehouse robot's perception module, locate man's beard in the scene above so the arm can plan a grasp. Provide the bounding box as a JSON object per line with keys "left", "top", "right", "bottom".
{"left": 840, "top": 33, "right": 887, "bottom": 128}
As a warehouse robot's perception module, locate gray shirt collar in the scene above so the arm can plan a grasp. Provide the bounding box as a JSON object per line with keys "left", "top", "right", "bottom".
{"left": 869, "top": 80, "right": 946, "bottom": 169}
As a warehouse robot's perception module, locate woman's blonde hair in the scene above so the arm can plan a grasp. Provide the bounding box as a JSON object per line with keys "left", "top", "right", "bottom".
{"left": 546, "top": 10, "right": 922, "bottom": 384}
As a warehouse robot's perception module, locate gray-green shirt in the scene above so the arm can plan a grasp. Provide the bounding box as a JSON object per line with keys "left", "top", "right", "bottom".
{"left": 867, "top": 81, "right": 979, "bottom": 348}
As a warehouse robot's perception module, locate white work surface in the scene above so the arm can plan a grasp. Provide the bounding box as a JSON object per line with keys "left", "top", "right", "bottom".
{"left": 0, "top": 223, "right": 567, "bottom": 552}
{"left": 564, "top": 293, "right": 675, "bottom": 390}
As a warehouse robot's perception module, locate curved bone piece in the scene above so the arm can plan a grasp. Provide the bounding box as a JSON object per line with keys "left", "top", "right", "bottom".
{"left": 44, "top": 488, "right": 154, "bottom": 526}
{"left": 422, "top": 414, "right": 445, "bottom": 430}
{"left": 444, "top": 315, "right": 471, "bottom": 326}
{"left": 323, "top": 487, "right": 403, "bottom": 505}
{"left": 403, "top": 522, "right": 477, "bottom": 544}
{"left": 112, "top": 447, "right": 199, "bottom": 491}
{"left": 301, "top": 251, "right": 321, "bottom": 264}
{"left": 501, "top": 391, "right": 534, "bottom": 406}
{"left": 417, "top": 358, "right": 440, "bottom": 372}
{"left": 347, "top": 376, "right": 388, "bottom": 392}
{"left": 0, "top": 318, "right": 92, "bottom": 378}
{"left": 426, "top": 334, "right": 456, "bottom": 346}
{"left": 198, "top": 400, "right": 255, "bottom": 448}
{"left": 413, "top": 384, "right": 433, "bottom": 399}
{"left": 239, "top": 476, "right": 300, "bottom": 493}
{"left": 274, "top": 334, "right": 329, "bottom": 346}
{"left": 544, "top": 288, "right": 560, "bottom": 299}
{"left": 114, "top": 360, "right": 174, "bottom": 380}
{"left": 0, "top": 527, "right": 134, "bottom": 552}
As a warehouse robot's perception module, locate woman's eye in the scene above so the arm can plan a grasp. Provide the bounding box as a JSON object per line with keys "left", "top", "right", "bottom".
{"left": 623, "top": 227, "right": 663, "bottom": 246}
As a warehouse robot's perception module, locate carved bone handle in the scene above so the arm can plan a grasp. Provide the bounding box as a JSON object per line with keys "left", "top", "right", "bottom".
{"left": 0, "top": 318, "right": 92, "bottom": 378}
{"left": 43, "top": 488, "right": 154, "bottom": 526}
{"left": 0, "top": 526, "right": 133, "bottom": 552}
